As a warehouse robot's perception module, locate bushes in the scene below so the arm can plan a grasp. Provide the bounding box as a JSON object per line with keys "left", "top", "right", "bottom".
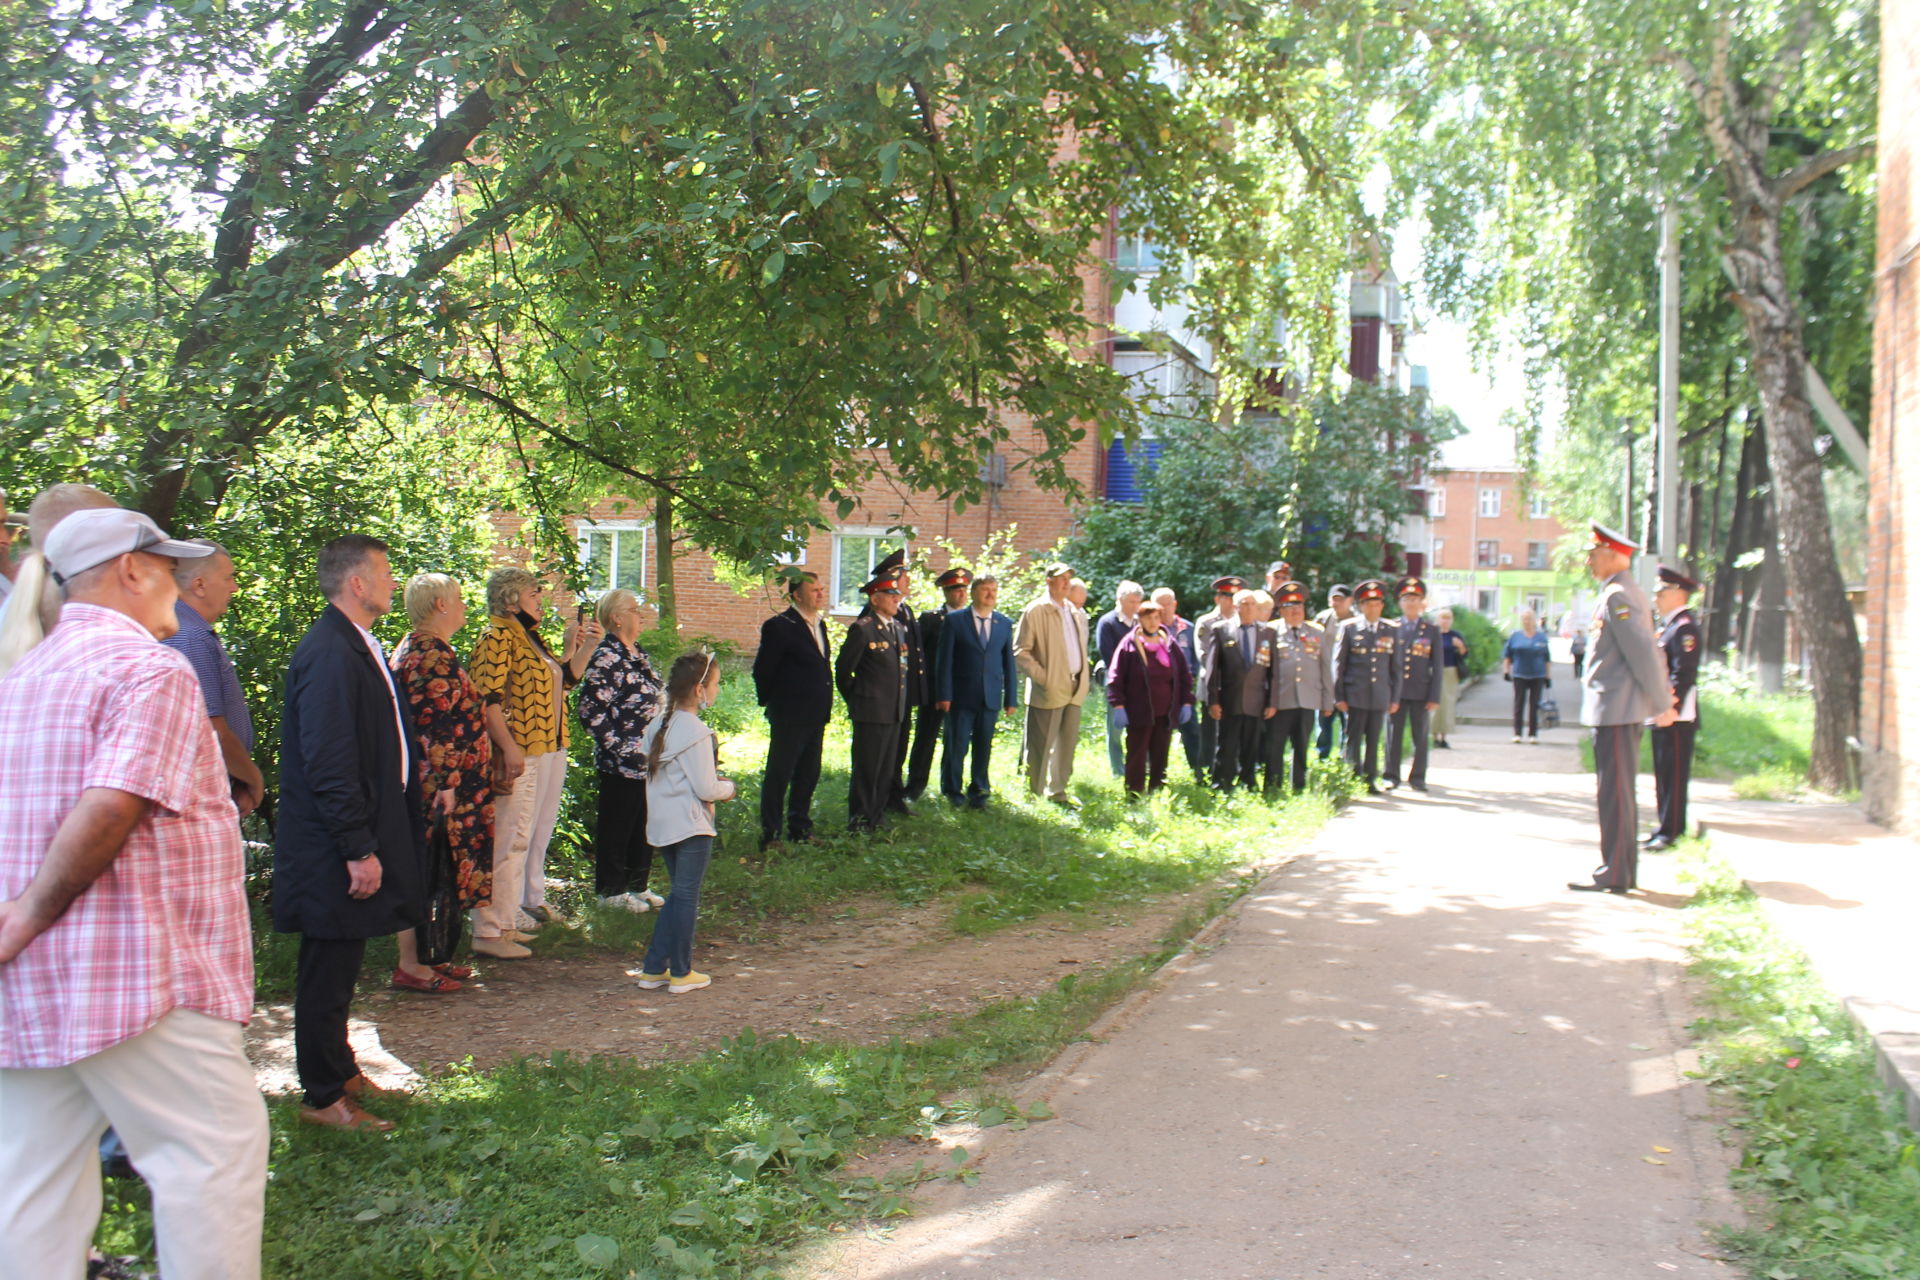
{"left": 1444, "top": 609, "right": 1503, "bottom": 679}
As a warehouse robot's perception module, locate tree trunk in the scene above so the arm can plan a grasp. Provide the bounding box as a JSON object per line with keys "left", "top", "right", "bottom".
{"left": 1751, "top": 488, "right": 1788, "bottom": 692}
{"left": 652, "top": 490, "right": 677, "bottom": 632}
{"left": 1708, "top": 422, "right": 1763, "bottom": 658}
{"left": 1723, "top": 201, "right": 1861, "bottom": 788}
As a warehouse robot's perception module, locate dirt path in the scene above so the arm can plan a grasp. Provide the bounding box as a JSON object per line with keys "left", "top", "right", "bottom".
{"left": 246, "top": 880, "right": 1258, "bottom": 1095}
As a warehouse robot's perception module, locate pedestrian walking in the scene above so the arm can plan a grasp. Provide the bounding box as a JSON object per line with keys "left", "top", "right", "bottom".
{"left": 1432, "top": 607, "right": 1468, "bottom": 748}
{"left": 1570, "top": 629, "right": 1587, "bottom": 679}
{"left": 1204, "top": 588, "right": 1276, "bottom": 791}
{"left": 1335, "top": 580, "right": 1401, "bottom": 794}
{"left": 1503, "top": 609, "right": 1552, "bottom": 743}
{"left": 751, "top": 571, "right": 833, "bottom": 850}
{"left": 1382, "top": 576, "right": 1441, "bottom": 792}
{"left": 1570, "top": 524, "right": 1676, "bottom": 895}
{"left": 1014, "top": 562, "right": 1092, "bottom": 807}
{"left": 837, "top": 570, "right": 911, "bottom": 832}
{"left": 576, "top": 588, "right": 666, "bottom": 911}
{"left": 1313, "top": 583, "right": 1354, "bottom": 758}
{"left": 906, "top": 568, "right": 972, "bottom": 799}
{"left": 0, "top": 509, "right": 269, "bottom": 1280}
{"left": 934, "top": 574, "right": 1018, "bottom": 808}
{"left": 1645, "top": 566, "right": 1704, "bottom": 851}
{"left": 1106, "top": 599, "right": 1194, "bottom": 795}
{"left": 635, "top": 651, "right": 736, "bottom": 995}
{"left": 1265, "top": 581, "right": 1334, "bottom": 795}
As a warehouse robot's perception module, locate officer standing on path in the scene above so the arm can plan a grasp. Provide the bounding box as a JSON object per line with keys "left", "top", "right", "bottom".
{"left": 1265, "top": 581, "right": 1334, "bottom": 795}
{"left": 1572, "top": 524, "right": 1676, "bottom": 894}
{"left": 1335, "top": 580, "right": 1401, "bottom": 795}
{"left": 1382, "top": 576, "right": 1441, "bottom": 793}
{"left": 905, "top": 568, "right": 970, "bottom": 801}
{"left": 836, "top": 571, "right": 910, "bottom": 833}
{"left": 1645, "top": 566, "right": 1704, "bottom": 851}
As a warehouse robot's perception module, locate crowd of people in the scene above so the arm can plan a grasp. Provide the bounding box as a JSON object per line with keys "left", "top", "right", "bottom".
{"left": 0, "top": 478, "right": 1706, "bottom": 1280}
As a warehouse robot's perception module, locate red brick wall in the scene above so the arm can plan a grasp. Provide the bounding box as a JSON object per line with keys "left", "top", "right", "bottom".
{"left": 1426, "top": 468, "right": 1569, "bottom": 571}
{"left": 1863, "top": 0, "right": 1919, "bottom": 831}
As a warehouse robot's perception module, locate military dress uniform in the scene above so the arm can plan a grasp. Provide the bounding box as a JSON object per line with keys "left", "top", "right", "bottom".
{"left": 1383, "top": 577, "right": 1442, "bottom": 792}
{"left": 1336, "top": 580, "right": 1402, "bottom": 792}
{"left": 1648, "top": 567, "right": 1703, "bottom": 849}
{"left": 836, "top": 579, "right": 911, "bottom": 833}
{"left": 1577, "top": 525, "right": 1674, "bottom": 892}
{"left": 905, "top": 568, "right": 972, "bottom": 800}
{"left": 1313, "top": 586, "right": 1354, "bottom": 758}
{"left": 1205, "top": 609, "right": 1275, "bottom": 791}
{"left": 1266, "top": 582, "right": 1335, "bottom": 794}
{"left": 1192, "top": 576, "right": 1245, "bottom": 779}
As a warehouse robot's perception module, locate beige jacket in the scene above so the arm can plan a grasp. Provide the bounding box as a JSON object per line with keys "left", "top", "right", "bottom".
{"left": 1014, "top": 594, "right": 1092, "bottom": 709}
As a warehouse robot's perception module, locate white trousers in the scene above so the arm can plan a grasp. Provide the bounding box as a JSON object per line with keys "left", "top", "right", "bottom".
{"left": 0, "top": 1008, "right": 269, "bottom": 1280}
{"left": 475, "top": 748, "right": 568, "bottom": 936}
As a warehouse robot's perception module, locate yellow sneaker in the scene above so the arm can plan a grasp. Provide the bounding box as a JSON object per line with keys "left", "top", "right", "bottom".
{"left": 668, "top": 971, "right": 711, "bottom": 994}
{"left": 635, "top": 971, "right": 669, "bottom": 990}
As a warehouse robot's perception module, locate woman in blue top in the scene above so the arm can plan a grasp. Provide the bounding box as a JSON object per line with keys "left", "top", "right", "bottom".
{"left": 1502, "top": 609, "right": 1552, "bottom": 743}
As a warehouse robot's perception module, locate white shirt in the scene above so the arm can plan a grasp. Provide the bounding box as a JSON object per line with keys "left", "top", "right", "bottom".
{"left": 797, "top": 609, "right": 826, "bottom": 658}
{"left": 354, "top": 622, "right": 410, "bottom": 787}
{"left": 1056, "top": 600, "right": 1082, "bottom": 674}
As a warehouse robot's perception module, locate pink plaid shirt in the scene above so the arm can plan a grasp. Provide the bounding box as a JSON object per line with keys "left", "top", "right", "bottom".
{"left": 0, "top": 603, "right": 252, "bottom": 1068}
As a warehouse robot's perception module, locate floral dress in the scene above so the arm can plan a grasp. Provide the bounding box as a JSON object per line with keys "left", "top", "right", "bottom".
{"left": 392, "top": 632, "right": 494, "bottom": 910}
{"left": 577, "top": 635, "right": 665, "bottom": 780}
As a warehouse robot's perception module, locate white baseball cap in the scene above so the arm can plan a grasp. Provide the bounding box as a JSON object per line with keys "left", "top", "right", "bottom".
{"left": 43, "top": 507, "right": 214, "bottom": 583}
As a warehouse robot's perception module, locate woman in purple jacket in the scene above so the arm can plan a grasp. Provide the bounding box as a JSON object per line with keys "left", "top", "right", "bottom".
{"left": 1105, "top": 599, "right": 1196, "bottom": 796}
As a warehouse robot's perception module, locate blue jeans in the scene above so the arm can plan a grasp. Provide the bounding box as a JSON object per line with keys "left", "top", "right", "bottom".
{"left": 642, "top": 835, "right": 713, "bottom": 977}
{"left": 1105, "top": 704, "right": 1126, "bottom": 777}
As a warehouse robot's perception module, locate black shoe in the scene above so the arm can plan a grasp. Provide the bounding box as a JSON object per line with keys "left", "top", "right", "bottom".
{"left": 1410, "top": 783, "right": 1429, "bottom": 793}
{"left": 1380, "top": 778, "right": 1398, "bottom": 791}
{"left": 967, "top": 797, "right": 989, "bottom": 810}
{"left": 1567, "top": 881, "right": 1628, "bottom": 895}
{"left": 1644, "top": 834, "right": 1675, "bottom": 851}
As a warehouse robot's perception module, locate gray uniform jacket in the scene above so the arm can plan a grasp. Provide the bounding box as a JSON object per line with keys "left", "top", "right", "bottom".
{"left": 1205, "top": 617, "right": 1275, "bottom": 717}
{"left": 1269, "top": 620, "right": 1335, "bottom": 713}
{"left": 1395, "top": 616, "right": 1443, "bottom": 704}
{"left": 1579, "top": 570, "right": 1670, "bottom": 726}
{"left": 1335, "top": 616, "right": 1402, "bottom": 711}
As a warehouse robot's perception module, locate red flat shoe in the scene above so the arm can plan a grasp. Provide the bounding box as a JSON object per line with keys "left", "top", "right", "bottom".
{"left": 391, "top": 968, "right": 462, "bottom": 994}
{"left": 433, "top": 963, "right": 475, "bottom": 979}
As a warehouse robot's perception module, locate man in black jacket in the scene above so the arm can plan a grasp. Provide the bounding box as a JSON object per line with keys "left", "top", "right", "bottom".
{"left": 1204, "top": 589, "right": 1276, "bottom": 791}
{"left": 837, "top": 571, "right": 910, "bottom": 832}
{"left": 273, "top": 534, "right": 423, "bottom": 1132}
{"left": 1383, "top": 576, "right": 1442, "bottom": 793}
{"left": 905, "top": 567, "right": 971, "bottom": 799}
{"left": 751, "top": 572, "right": 834, "bottom": 851}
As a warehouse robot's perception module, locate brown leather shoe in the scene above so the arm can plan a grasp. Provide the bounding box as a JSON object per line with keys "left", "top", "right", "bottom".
{"left": 299, "top": 1098, "right": 394, "bottom": 1132}
{"left": 341, "top": 1073, "right": 406, "bottom": 1101}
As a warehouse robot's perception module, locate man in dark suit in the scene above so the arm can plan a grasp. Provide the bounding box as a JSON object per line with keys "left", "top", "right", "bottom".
{"left": 856, "top": 550, "right": 925, "bottom": 814}
{"left": 905, "top": 568, "right": 971, "bottom": 799}
{"left": 1383, "top": 576, "right": 1442, "bottom": 793}
{"left": 1336, "top": 579, "right": 1402, "bottom": 794}
{"left": 837, "top": 571, "right": 910, "bottom": 832}
{"left": 751, "top": 571, "right": 834, "bottom": 851}
{"left": 273, "top": 534, "right": 423, "bottom": 1132}
{"left": 1205, "top": 588, "right": 1276, "bottom": 791}
{"left": 935, "top": 574, "right": 1019, "bottom": 807}
{"left": 1645, "top": 565, "right": 1704, "bottom": 850}
{"left": 1193, "top": 575, "right": 1245, "bottom": 777}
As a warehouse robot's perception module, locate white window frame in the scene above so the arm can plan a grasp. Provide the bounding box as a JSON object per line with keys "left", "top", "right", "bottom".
{"left": 1430, "top": 538, "right": 1444, "bottom": 568}
{"left": 830, "top": 527, "right": 910, "bottom": 614}
{"left": 577, "top": 521, "right": 649, "bottom": 598}
{"left": 1476, "top": 539, "right": 1499, "bottom": 569}
{"left": 1478, "top": 488, "right": 1501, "bottom": 518}
{"left": 1526, "top": 593, "right": 1548, "bottom": 618}
{"left": 1114, "top": 230, "right": 1162, "bottom": 275}
{"left": 1529, "top": 492, "right": 1550, "bottom": 519}
{"left": 1527, "top": 541, "right": 1550, "bottom": 571}
{"left": 1427, "top": 487, "right": 1446, "bottom": 518}
{"left": 1475, "top": 588, "right": 1499, "bottom": 615}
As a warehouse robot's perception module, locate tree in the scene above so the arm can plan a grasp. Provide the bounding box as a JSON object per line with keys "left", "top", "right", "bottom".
{"left": 1383, "top": 0, "right": 1877, "bottom": 788}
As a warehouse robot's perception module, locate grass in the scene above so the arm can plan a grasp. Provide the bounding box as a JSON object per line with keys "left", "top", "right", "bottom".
{"left": 1574, "top": 673, "right": 1815, "bottom": 793}
{"left": 1680, "top": 844, "right": 1920, "bottom": 1279}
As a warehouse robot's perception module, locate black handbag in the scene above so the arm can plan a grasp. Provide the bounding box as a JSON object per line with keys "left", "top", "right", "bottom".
{"left": 418, "top": 816, "right": 463, "bottom": 966}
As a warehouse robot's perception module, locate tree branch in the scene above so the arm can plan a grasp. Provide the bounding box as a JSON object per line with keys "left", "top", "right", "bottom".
{"left": 1774, "top": 140, "right": 1875, "bottom": 199}
{"left": 1755, "top": 4, "right": 1822, "bottom": 123}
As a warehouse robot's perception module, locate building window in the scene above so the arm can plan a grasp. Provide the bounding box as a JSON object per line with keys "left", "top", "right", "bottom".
{"left": 1526, "top": 593, "right": 1548, "bottom": 618}
{"left": 831, "top": 529, "right": 908, "bottom": 613}
{"left": 579, "top": 522, "right": 648, "bottom": 597}
{"left": 1476, "top": 588, "right": 1499, "bottom": 615}
{"left": 1427, "top": 488, "right": 1446, "bottom": 518}
{"left": 1529, "top": 492, "right": 1550, "bottom": 519}
{"left": 1527, "top": 541, "right": 1549, "bottom": 570}
{"left": 1114, "top": 230, "right": 1162, "bottom": 274}
{"left": 1476, "top": 540, "right": 1499, "bottom": 569}
{"left": 1430, "top": 538, "right": 1444, "bottom": 568}
{"left": 1478, "top": 488, "right": 1501, "bottom": 518}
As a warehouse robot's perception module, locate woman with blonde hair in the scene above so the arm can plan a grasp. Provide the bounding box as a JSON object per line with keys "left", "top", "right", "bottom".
{"left": 0, "top": 484, "right": 118, "bottom": 677}
{"left": 390, "top": 573, "right": 495, "bottom": 982}
{"left": 469, "top": 566, "right": 601, "bottom": 951}
{"left": 577, "top": 588, "right": 666, "bottom": 911}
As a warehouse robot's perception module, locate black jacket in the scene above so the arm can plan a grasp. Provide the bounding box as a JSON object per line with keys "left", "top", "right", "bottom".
{"left": 752, "top": 607, "right": 834, "bottom": 724}
{"left": 916, "top": 607, "right": 951, "bottom": 709}
{"left": 836, "top": 613, "right": 909, "bottom": 724}
{"left": 272, "top": 605, "right": 425, "bottom": 939}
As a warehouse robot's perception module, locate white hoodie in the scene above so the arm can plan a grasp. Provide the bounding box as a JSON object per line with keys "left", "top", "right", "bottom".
{"left": 642, "top": 709, "right": 735, "bottom": 845}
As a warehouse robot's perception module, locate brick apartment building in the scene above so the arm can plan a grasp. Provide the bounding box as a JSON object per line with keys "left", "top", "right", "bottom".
{"left": 1863, "top": 0, "right": 1917, "bottom": 832}
{"left": 1420, "top": 466, "right": 1590, "bottom": 628}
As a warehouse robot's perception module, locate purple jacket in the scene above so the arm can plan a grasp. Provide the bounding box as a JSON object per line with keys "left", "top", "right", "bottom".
{"left": 1106, "top": 628, "right": 1195, "bottom": 724}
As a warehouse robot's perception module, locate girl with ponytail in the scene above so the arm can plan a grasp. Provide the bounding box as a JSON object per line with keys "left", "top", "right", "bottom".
{"left": 635, "top": 651, "right": 734, "bottom": 994}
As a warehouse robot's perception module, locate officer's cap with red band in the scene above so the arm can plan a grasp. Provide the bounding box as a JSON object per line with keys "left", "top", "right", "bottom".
{"left": 1590, "top": 522, "right": 1639, "bottom": 555}
{"left": 1353, "top": 579, "right": 1388, "bottom": 603}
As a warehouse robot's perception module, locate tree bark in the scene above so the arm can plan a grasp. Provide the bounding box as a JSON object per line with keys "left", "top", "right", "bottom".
{"left": 652, "top": 490, "right": 678, "bottom": 632}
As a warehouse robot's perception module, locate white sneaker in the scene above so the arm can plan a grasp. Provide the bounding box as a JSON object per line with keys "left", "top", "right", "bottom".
{"left": 601, "top": 893, "right": 650, "bottom": 914}
{"left": 1528, "top": 736, "right": 1540, "bottom": 745}
{"left": 640, "top": 890, "right": 666, "bottom": 908}
{"left": 668, "top": 970, "right": 711, "bottom": 994}
{"left": 513, "top": 908, "right": 540, "bottom": 932}
{"left": 1512, "top": 735, "right": 1523, "bottom": 744}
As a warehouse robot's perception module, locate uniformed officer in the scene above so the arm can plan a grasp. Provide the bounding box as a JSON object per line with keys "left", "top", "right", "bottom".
{"left": 1204, "top": 588, "right": 1276, "bottom": 791}
{"left": 1572, "top": 523, "right": 1676, "bottom": 894}
{"left": 1314, "top": 584, "right": 1354, "bottom": 759}
{"left": 1266, "top": 580, "right": 1334, "bottom": 795}
{"left": 837, "top": 571, "right": 911, "bottom": 832}
{"left": 858, "top": 549, "right": 926, "bottom": 814}
{"left": 1335, "top": 579, "right": 1401, "bottom": 794}
{"left": 1382, "top": 576, "right": 1442, "bottom": 793}
{"left": 905, "top": 567, "right": 971, "bottom": 800}
{"left": 1193, "top": 575, "right": 1246, "bottom": 778}
{"left": 1645, "top": 565, "right": 1703, "bottom": 851}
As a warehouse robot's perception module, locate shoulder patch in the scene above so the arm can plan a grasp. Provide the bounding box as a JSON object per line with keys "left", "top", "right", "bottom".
{"left": 1682, "top": 634, "right": 1697, "bottom": 652}
{"left": 1612, "top": 602, "right": 1632, "bottom": 622}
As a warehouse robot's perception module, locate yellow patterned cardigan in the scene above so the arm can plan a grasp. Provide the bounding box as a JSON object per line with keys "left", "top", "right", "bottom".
{"left": 470, "top": 615, "right": 572, "bottom": 755}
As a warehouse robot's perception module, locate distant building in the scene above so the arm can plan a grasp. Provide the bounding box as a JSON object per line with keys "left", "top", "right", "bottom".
{"left": 1420, "top": 466, "right": 1589, "bottom": 627}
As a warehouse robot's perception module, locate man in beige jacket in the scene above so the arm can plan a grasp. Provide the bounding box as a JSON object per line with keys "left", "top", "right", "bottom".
{"left": 1014, "top": 561, "right": 1092, "bottom": 807}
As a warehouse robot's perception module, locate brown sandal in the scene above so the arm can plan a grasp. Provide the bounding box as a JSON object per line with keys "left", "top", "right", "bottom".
{"left": 391, "top": 968, "right": 461, "bottom": 994}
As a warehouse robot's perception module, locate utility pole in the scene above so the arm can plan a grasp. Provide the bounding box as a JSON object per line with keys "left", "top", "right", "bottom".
{"left": 1656, "top": 200, "right": 1682, "bottom": 576}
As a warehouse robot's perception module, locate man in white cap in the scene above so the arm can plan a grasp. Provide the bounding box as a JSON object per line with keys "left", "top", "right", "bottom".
{"left": 0, "top": 507, "right": 269, "bottom": 1280}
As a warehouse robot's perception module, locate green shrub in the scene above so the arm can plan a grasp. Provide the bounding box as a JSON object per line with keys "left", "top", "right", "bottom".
{"left": 1444, "top": 608, "right": 1503, "bottom": 679}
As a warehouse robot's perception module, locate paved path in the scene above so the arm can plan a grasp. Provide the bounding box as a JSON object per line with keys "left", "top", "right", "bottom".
{"left": 801, "top": 722, "right": 1740, "bottom": 1279}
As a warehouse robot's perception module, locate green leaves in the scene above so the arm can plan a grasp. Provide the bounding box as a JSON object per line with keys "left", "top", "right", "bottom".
{"left": 573, "top": 1233, "right": 620, "bottom": 1268}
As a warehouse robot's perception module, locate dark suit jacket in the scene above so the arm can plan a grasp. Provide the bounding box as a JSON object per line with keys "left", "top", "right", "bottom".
{"left": 272, "top": 604, "right": 424, "bottom": 939}
{"left": 752, "top": 607, "right": 834, "bottom": 725}
{"left": 917, "top": 607, "right": 954, "bottom": 709}
{"left": 936, "top": 608, "right": 1018, "bottom": 711}
{"left": 1205, "top": 617, "right": 1274, "bottom": 717}
{"left": 1660, "top": 607, "right": 1703, "bottom": 723}
{"left": 836, "top": 613, "right": 909, "bottom": 724}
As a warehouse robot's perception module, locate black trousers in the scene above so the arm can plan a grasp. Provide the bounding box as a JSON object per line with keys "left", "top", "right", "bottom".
{"left": 1265, "top": 708, "right": 1314, "bottom": 794}
{"left": 1211, "top": 713, "right": 1263, "bottom": 790}
{"left": 1651, "top": 720, "right": 1697, "bottom": 841}
{"left": 594, "top": 771, "right": 654, "bottom": 896}
{"left": 1592, "top": 724, "right": 1642, "bottom": 889}
{"left": 1196, "top": 714, "right": 1218, "bottom": 781}
{"left": 1315, "top": 708, "right": 1345, "bottom": 759}
{"left": 904, "top": 703, "right": 944, "bottom": 798}
{"left": 761, "top": 715, "right": 826, "bottom": 843}
{"left": 1345, "top": 706, "right": 1387, "bottom": 784}
{"left": 1385, "top": 702, "right": 1432, "bottom": 788}
{"left": 850, "top": 718, "right": 904, "bottom": 831}
{"left": 1512, "top": 677, "right": 1548, "bottom": 736}
{"left": 295, "top": 935, "right": 368, "bottom": 1109}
